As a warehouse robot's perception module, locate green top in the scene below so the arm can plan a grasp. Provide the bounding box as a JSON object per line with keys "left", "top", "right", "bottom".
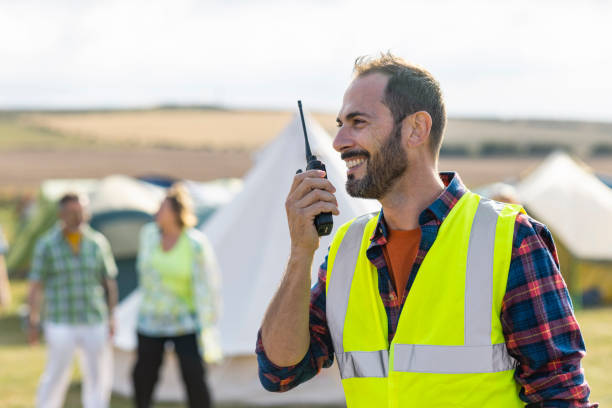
{"left": 29, "top": 224, "right": 117, "bottom": 324}
{"left": 137, "top": 223, "right": 220, "bottom": 337}
{"left": 151, "top": 232, "right": 195, "bottom": 311}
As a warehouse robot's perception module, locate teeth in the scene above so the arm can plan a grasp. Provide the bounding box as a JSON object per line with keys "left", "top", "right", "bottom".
{"left": 346, "top": 158, "right": 365, "bottom": 169}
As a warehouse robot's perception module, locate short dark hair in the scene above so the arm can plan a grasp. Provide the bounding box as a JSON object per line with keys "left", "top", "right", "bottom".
{"left": 354, "top": 52, "right": 446, "bottom": 158}
{"left": 58, "top": 193, "right": 80, "bottom": 208}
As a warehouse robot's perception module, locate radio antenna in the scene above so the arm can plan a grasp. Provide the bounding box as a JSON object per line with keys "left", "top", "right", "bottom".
{"left": 297, "top": 100, "right": 314, "bottom": 161}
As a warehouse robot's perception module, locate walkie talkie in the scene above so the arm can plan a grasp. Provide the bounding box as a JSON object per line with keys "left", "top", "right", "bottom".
{"left": 297, "top": 100, "right": 334, "bottom": 236}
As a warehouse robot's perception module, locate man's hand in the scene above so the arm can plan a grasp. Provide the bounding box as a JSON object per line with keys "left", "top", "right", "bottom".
{"left": 285, "top": 169, "right": 339, "bottom": 254}
{"left": 103, "top": 277, "right": 118, "bottom": 340}
{"left": 27, "top": 281, "right": 42, "bottom": 346}
{"left": 260, "top": 169, "right": 339, "bottom": 367}
{"left": 108, "top": 316, "right": 116, "bottom": 339}
{"left": 28, "top": 321, "right": 40, "bottom": 345}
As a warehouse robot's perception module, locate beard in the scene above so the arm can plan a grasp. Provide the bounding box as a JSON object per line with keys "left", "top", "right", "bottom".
{"left": 345, "top": 124, "right": 408, "bottom": 199}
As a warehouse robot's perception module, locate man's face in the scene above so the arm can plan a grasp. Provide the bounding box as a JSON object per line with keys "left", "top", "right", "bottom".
{"left": 334, "top": 73, "right": 408, "bottom": 199}
{"left": 59, "top": 200, "right": 84, "bottom": 231}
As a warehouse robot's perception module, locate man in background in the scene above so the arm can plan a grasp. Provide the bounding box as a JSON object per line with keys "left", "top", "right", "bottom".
{"left": 28, "top": 193, "right": 118, "bottom": 408}
{"left": 0, "top": 224, "right": 10, "bottom": 309}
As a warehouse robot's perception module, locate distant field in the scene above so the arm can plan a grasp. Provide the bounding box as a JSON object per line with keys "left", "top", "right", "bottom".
{"left": 1, "top": 150, "right": 611, "bottom": 194}
{"left": 1, "top": 109, "right": 611, "bottom": 192}
{"left": 0, "top": 149, "right": 253, "bottom": 193}
{"left": 443, "top": 118, "right": 612, "bottom": 157}
{"left": 0, "top": 115, "right": 92, "bottom": 150}
{"left": 12, "top": 110, "right": 612, "bottom": 155}
{"left": 19, "top": 110, "right": 338, "bottom": 151}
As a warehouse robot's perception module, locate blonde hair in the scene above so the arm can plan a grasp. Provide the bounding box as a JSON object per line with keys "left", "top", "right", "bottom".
{"left": 166, "top": 183, "right": 197, "bottom": 228}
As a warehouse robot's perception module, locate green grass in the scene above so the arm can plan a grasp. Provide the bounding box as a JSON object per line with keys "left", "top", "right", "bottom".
{"left": 0, "top": 116, "right": 93, "bottom": 151}
{"left": 0, "top": 199, "right": 17, "bottom": 243}
{"left": 578, "top": 308, "right": 612, "bottom": 406}
{"left": 0, "top": 281, "right": 180, "bottom": 408}
{"left": 0, "top": 281, "right": 337, "bottom": 408}
{"left": 1, "top": 280, "right": 610, "bottom": 407}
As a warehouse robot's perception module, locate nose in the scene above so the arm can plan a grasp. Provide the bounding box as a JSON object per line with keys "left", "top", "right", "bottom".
{"left": 332, "top": 125, "right": 354, "bottom": 153}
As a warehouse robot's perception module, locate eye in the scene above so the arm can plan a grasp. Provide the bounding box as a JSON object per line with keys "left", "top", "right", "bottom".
{"left": 353, "top": 118, "right": 366, "bottom": 127}
{"left": 336, "top": 120, "right": 343, "bottom": 128}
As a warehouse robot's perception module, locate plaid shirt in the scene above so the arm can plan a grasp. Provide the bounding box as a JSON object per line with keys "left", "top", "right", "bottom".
{"left": 256, "top": 172, "right": 596, "bottom": 407}
{"left": 30, "top": 224, "right": 117, "bottom": 324}
{"left": 0, "top": 225, "right": 8, "bottom": 255}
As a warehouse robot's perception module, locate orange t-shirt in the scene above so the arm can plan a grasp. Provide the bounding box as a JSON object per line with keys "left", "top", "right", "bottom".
{"left": 64, "top": 231, "right": 81, "bottom": 254}
{"left": 381, "top": 227, "right": 421, "bottom": 301}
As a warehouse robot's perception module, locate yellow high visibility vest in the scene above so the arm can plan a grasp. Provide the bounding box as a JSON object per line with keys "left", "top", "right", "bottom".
{"left": 325, "top": 191, "right": 526, "bottom": 407}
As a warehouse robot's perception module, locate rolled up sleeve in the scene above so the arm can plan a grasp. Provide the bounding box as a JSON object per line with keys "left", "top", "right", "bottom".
{"left": 256, "top": 254, "right": 335, "bottom": 392}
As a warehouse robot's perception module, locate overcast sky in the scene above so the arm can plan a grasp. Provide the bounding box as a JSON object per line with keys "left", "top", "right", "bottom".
{"left": 1, "top": 0, "right": 611, "bottom": 121}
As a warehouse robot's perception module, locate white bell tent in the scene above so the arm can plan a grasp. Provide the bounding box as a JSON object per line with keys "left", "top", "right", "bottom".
{"left": 516, "top": 151, "right": 612, "bottom": 305}
{"left": 516, "top": 151, "right": 612, "bottom": 262}
{"left": 113, "top": 114, "right": 380, "bottom": 405}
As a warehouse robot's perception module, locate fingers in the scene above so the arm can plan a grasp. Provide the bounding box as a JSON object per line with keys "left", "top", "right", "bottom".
{"left": 289, "top": 169, "right": 326, "bottom": 193}
{"left": 285, "top": 169, "right": 338, "bottom": 251}
{"left": 303, "top": 201, "right": 340, "bottom": 217}
{"left": 296, "top": 188, "right": 338, "bottom": 209}
{"left": 287, "top": 170, "right": 338, "bottom": 215}
{"left": 289, "top": 171, "right": 336, "bottom": 201}
{"left": 291, "top": 200, "right": 339, "bottom": 227}
{"left": 28, "top": 328, "right": 39, "bottom": 345}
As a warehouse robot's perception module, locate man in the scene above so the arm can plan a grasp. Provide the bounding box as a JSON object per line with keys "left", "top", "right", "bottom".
{"left": 257, "top": 54, "right": 596, "bottom": 407}
{"left": 28, "top": 193, "right": 118, "bottom": 408}
{"left": 0, "top": 224, "right": 10, "bottom": 308}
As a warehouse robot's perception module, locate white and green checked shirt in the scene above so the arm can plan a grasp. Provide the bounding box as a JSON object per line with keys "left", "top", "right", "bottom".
{"left": 29, "top": 224, "right": 117, "bottom": 324}
{"left": 0, "top": 225, "right": 8, "bottom": 254}
{"left": 136, "top": 223, "right": 220, "bottom": 337}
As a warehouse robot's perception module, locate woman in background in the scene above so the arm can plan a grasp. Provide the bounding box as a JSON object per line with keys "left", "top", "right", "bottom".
{"left": 132, "top": 184, "right": 220, "bottom": 408}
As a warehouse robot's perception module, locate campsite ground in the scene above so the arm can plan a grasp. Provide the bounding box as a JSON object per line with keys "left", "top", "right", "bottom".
{"left": 0, "top": 281, "right": 343, "bottom": 408}
{"left": 1, "top": 280, "right": 611, "bottom": 407}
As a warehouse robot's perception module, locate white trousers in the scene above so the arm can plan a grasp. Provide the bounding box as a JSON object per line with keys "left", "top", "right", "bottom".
{"left": 36, "top": 322, "right": 112, "bottom": 408}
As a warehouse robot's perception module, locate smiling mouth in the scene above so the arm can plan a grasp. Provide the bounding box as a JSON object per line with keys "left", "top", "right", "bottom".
{"left": 346, "top": 158, "right": 366, "bottom": 170}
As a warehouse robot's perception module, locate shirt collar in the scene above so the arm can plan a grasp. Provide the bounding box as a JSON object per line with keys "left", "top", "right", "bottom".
{"left": 370, "top": 172, "right": 468, "bottom": 244}
{"left": 51, "top": 222, "right": 92, "bottom": 243}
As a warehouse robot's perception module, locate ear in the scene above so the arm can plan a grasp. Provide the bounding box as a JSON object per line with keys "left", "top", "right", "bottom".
{"left": 402, "top": 111, "right": 432, "bottom": 148}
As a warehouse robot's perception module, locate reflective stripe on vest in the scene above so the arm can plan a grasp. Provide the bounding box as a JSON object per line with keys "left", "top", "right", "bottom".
{"left": 337, "top": 349, "right": 389, "bottom": 379}
{"left": 327, "top": 213, "right": 376, "bottom": 353}
{"left": 327, "top": 198, "right": 517, "bottom": 379}
{"left": 326, "top": 212, "right": 380, "bottom": 379}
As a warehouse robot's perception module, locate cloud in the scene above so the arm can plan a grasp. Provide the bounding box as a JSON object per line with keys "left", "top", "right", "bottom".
{"left": 0, "top": 0, "right": 610, "bottom": 120}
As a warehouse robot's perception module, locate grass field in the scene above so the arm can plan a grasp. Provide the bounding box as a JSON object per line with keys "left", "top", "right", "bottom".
{"left": 0, "top": 115, "right": 94, "bottom": 151}
{"left": 1, "top": 281, "right": 610, "bottom": 407}
{"left": 0, "top": 281, "right": 343, "bottom": 408}
{"left": 0, "top": 281, "right": 177, "bottom": 408}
